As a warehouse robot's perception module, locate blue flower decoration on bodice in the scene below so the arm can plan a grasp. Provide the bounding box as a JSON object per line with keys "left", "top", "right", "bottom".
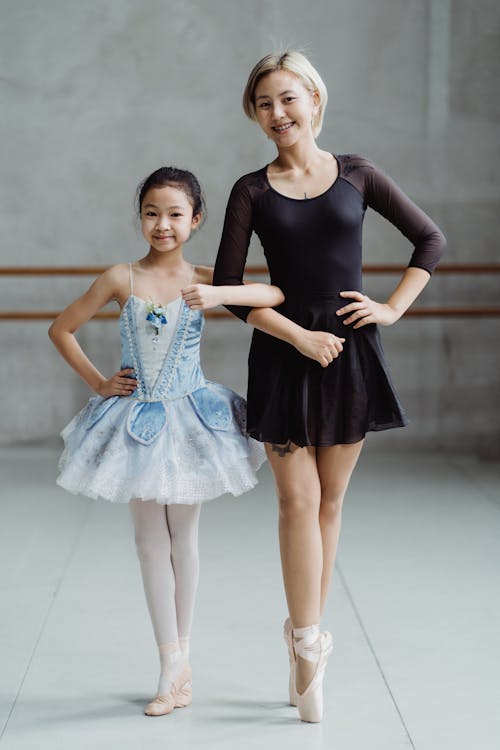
{"left": 145, "top": 300, "right": 168, "bottom": 335}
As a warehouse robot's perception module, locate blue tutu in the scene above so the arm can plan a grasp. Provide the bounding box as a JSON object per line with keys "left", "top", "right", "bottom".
{"left": 57, "top": 294, "right": 265, "bottom": 504}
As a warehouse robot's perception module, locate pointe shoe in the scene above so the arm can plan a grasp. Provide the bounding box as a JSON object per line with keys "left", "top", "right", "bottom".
{"left": 144, "top": 664, "right": 192, "bottom": 716}
{"left": 283, "top": 617, "right": 297, "bottom": 706}
{"left": 295, "top": 631, "right": 333, "bottom": 723}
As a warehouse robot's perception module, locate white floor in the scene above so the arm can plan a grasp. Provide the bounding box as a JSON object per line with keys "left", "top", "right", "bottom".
{"left": 0, "top": 445, "right": 499, "bottom": 750}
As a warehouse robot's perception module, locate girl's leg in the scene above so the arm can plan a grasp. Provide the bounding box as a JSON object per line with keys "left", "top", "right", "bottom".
{"left": 129, "top": 499, "right": 184, "bottom": 699}
{"left": 129, "top": 499, "right": 178, "bottom": 646}
{"left": 166, "top": 503, "right": 202, "bottom": 658}
{"left": 265, "top": 444, "right": 323, "bottom": 694}
{"left": 316, "top": 441, "right": 364, "bottom": 613}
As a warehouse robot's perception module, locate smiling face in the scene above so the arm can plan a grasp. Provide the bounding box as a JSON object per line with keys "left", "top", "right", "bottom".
{"left": 140, "top": 185, "right": 201, "bottom": 254}
{"left": 254, "top": 69, "right": 319, "bottom": 147}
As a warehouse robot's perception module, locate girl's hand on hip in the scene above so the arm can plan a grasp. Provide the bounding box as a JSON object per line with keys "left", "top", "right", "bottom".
{"left": 96, "top": 369, "right": 137, "bottom": 397}
{"left": 337, "top": 291, "right": 399, "bottom": 328}
{"left": 294, "top": 330, "right": 345, "bottom": 368}
{"left": 181, "top": 284, "right": 224, "bottom": 310}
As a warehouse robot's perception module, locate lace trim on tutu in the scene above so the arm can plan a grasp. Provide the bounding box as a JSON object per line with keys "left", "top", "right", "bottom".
{"left": 57, "top": 385, "right": 265, "bottom": 504}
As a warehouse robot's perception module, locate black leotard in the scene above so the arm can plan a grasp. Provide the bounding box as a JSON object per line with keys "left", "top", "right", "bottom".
{"left": 213, "top": 154, "right": 446, "bottom": 446}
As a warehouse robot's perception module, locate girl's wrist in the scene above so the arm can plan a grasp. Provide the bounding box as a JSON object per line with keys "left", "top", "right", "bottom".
{"left": 219, "top": 287, "right": 231, "bottom": 306}
{"left": 92, "top": 375, "right": 107, "bottom": 395}
{"left": 221, "top": 286, "right": 251, "bottom": 307}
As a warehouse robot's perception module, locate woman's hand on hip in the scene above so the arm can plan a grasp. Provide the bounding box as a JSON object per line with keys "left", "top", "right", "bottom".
{"left": 293, "top": 330, "right": 345, "bottom": 368}
{"left": 337, "top": 291, "right": 400, "bottom": 328}
{"left": 96, "top": 369, "right": 137, "bottom": 397}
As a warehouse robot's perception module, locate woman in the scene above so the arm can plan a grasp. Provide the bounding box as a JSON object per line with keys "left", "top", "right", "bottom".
{"left": 209, "top": 50, "right": 445, "bottom": 722}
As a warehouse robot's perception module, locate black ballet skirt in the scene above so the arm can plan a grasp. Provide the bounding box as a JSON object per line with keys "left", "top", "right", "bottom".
{"left": 247, "top": 293, "right": 407, "bottom": 445}
{"left": 213, "top": 154, "right": 446, "bottom": 447}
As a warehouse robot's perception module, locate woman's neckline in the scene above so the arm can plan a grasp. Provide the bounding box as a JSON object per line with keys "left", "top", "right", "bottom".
{"left": 264, "top": 153, "right": 340, "bottom": 202}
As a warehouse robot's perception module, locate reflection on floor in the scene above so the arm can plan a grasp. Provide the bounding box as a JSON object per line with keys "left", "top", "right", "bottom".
{"left": 0, "top": 444, "right": 499, "bottom": 750}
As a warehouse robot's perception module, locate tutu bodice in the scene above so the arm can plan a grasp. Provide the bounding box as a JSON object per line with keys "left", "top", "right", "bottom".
{"left": 57, "top": 279, "right": 265, "bottom": 504}
{"left": 120, "top": 294, "right": 205, "bottom": 402}
{"left": 123, "top": 295, "right": 183, "bottom": 393}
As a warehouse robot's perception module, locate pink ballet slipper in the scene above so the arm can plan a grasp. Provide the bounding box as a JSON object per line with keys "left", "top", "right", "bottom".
{"left": 174, "top": 674, "right": 192, "bottom": 708}
{"left": 144, "top": 691, "right": 176, "bottom": 717}
{"left": 144, "top": 664, "right": 192, "bottom": 716}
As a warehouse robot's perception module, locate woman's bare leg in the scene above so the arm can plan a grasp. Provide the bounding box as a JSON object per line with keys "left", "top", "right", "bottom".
{"left": 316, "top": 441, "right": 364, "bottom": 613}
{"left": 265, "top": 443, "right": 322, "bottom": 694}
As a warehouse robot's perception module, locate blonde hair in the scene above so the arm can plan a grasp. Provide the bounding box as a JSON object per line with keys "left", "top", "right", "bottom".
{"left": 242, "top": 50, "right": 328, "bottom": 138}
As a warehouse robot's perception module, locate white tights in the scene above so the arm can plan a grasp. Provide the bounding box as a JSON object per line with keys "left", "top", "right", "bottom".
{"left": 130, "top": 500, "right": 201, "bottom": 693}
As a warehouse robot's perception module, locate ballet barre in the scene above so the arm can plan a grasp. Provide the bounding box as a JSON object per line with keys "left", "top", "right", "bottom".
{"left": 0, "top": 265, "right": 499, "bottom": 319}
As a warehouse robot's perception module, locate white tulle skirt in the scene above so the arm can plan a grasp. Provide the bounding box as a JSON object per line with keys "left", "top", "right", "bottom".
{"left": 57, "top": 383, "right": 266, "bottom": 505}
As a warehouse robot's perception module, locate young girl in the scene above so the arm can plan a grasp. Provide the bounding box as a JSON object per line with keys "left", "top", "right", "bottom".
{"left": 205, "top": 50, "right": 446, "bottom": 723}
{"left": 49, "top": 166, "right": 284, "bottom": 716}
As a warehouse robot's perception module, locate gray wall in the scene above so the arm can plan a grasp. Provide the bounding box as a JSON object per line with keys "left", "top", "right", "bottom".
{"left": 1, "top": 0, "right": 499, "bottom": 454}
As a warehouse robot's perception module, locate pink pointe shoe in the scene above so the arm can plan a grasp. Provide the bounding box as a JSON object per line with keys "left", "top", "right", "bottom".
{"left": 144, "top": 664, "right": 192, "bottom": 716}
{"left": 283, "top": 617, "right": 298, "bottom": 706}
{"left": 293, "top": 628, "right": 333, "bottom": 723}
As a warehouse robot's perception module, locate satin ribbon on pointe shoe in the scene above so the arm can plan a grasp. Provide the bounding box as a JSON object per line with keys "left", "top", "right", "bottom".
{"left": 293, "top": 625, "right": 333, "bottom": 723}
{"left": 283, "top": 617, "right": 298, "bottom": 707}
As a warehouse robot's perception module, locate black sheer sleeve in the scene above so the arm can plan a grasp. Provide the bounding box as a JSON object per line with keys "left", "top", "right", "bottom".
{"left": 213, "top": 175, "right": 255, "bottom": 322}
{"left": 342, "top": 155, "right": 446, "bottom": 274}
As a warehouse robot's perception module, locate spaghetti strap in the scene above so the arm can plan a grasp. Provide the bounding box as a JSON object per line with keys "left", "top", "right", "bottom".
{"left": 128, "top": 263, "right": 134, "bottom": 296}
